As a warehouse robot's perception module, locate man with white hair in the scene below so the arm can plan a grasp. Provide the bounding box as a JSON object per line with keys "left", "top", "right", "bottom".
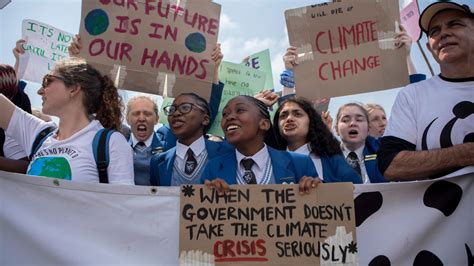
{"left": 378, "top": 1, "right": 474, "bottom": 181}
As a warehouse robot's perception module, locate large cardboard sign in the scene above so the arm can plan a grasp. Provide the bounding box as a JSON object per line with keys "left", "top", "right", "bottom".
{"left": 207, "top": 61, "right": 266, "bottom": 136}
{"left": 285, "top": 0, "right": 409, "bottom": 99}
{"left": 18, "top": 19, "right": 74, "bottom": 83}
{"left": 242, "top": 49, "right": 274, "bottom": 90}
{"left": 79, "top": 0, "right": 221, "bottom": 100}
{"left": 400, "top": 0, "right": 421, "bottom": 41}
{"left": 179, "top": 184, "right": 357, "bottom": 265}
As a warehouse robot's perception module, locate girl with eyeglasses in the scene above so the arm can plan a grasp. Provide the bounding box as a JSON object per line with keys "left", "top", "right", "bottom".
{"left": 149, "top": 93, "right": 232, "bottom": 186}
{"left": 0, "top": 57, "right": 134, "bottom": 184}
{"left": 202, "top": 95, "right": 320, "bottom": 195}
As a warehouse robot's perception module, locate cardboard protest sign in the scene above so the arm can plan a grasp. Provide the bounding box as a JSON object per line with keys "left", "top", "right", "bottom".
{"left": 18, "top": 19, "right": 74, "bottom": 83}
{"left": 400, "top": 0, "right": 421, "bottom": 41}
{"left": 207, "top": 61, "right": 266, "bottom": 136}
{"left": 179, "top": 184, "right": 357, "bottom": 265}
{"left": 242, "top": 49, "right": 274, "bottom": 90}
{"left": 285, "top": 0, "right": 409, "bottom": 100}
{"left": 79, "top": 0, "right": 221, "bottom": 101}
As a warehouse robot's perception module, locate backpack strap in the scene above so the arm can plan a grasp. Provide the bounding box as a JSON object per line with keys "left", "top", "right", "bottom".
{"left": 29, "top": 127, "right": 55, "bottom": 160}
{"left": 92, "top": 128, "right": 114, "bottom": 184}
{"left": 0, "top": 129, "right": 5, "bottom": 157}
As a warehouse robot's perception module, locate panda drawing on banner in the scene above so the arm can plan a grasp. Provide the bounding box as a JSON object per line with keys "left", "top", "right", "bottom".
{"left": 354, "top": 170, "right": 474, "bottom": 265}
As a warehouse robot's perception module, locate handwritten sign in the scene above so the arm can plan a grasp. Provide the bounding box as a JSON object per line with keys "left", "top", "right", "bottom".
{"left": 242, "top": 49, "right": 274, "bottom": 90}
{"left": 400, "top": 0, "right": 421, "bottom": 41}
{"left": 79, "top": 0, "right": 221, "bottom": 100}
{"left": 19, "top": 19, "right": 74, "bottom": 83}
{"left": 207, "top": 61, "right": 266, "bottom": 136}
{"left": 285, "top": 0, "right": 408, "bottom": 99}
{"left": 179, "top": 184, "right": 357, "bottom": 265}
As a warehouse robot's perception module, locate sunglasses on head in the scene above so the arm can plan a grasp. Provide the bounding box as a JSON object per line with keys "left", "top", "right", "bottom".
{"left": 42, "top": 74, "right": 67, "bottom": 88}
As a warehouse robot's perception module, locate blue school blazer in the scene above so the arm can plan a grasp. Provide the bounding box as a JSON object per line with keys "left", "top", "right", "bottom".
{"left": 149, "top": 139, "right": 232, "bottom": 186}
{"left": 320, "top": 155, "right": 362, "bottom": 184}
{"left": 155, "top": 82, "right": 224, "bottom": 152}
{"left": 363, "top": 136, "right": 385, "bottom": 183}
{"left": 200, "top": 147, "right": 318, "bottom": 185}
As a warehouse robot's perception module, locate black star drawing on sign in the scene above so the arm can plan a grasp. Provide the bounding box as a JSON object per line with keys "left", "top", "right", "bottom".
{"left": 181, "top": 185, "right": 195, "bottom": 197}
{"left": 347, "top": 241, "right": 357, "bottom": 254}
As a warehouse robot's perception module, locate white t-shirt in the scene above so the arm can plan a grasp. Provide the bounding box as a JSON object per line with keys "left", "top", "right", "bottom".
{"left": 6, "top": 107, "right": 134, "bottom": 184}
{"left": 3, "top": 135, "right": 27, "bottom": 159}
{"left": 385, "top": 75, "right": 474, "bottom": 151}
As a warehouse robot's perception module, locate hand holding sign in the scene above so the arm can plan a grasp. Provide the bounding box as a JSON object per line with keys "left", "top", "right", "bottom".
{"left": 283, "top": 46, "right": 298, "bottom": 70}
{"left": 68, "top": 34, "right": 82, "bottom": 57}
{"left": 395, "top": 25, "right": 413, "bottom": 56}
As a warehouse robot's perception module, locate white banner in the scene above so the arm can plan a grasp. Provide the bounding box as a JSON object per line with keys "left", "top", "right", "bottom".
{"left": 1, "top": 169, "right": 473, "bottom": 265}
{"left": 19, "top": 19, "right": 74, "bottom": 83}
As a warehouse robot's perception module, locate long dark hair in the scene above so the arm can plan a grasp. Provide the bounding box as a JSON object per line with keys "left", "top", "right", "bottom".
{"left": 273, "top": 97, "right": 342, "bottom": 156}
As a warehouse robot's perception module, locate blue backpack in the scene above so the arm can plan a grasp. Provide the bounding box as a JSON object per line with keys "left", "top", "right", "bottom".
{"left": 30, "top": 127, "right": 114, "bottom": 183}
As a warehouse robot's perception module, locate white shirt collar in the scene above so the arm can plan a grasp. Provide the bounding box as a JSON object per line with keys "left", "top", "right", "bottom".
{"left": 235, "top": 144, "right": 268, "bottom": 172}
{"left": 341, "top": 144, "right": 365, "bottom": 161}
{"left": 292, "top": 142, "right": 311, "bottom": 155}
{"left": 176, "top": 136, "right": 206, "bottom": 160}
{"left": 131, "top": 133, "right": 154, "bottom": 148}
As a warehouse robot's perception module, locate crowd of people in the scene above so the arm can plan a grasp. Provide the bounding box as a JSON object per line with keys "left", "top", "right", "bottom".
{"left": 0, "top": 2, "right": 473, "bottom": 193}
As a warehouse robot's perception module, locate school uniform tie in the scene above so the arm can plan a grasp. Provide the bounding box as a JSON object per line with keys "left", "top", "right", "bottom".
{"left": 241, "top": 158, "right": 257, "bottom": 185}
{"left": 135, "top": 142, "right": 146, "bottom": 152}
{"left": 346, "top": 151, "right": 362, "bottom": 177}
{"left": 185, "top": 148, "right": 197, "bottom": 175}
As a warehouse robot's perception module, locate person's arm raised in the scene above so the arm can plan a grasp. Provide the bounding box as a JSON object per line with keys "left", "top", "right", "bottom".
{"left": 0, "top": 94, "right": 16, "bottom": 130}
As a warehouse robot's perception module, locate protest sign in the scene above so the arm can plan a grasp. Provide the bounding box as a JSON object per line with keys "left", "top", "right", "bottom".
{"left": 179, "top": 183, "right": 357, "bottom": 265}
{"left": 79, "top": 0, "right": 221, "bottom": 100}
{"left": 242, "top": 49, "right": 274, "bottom": 90}
{"left": 400, "top": 0, "right": 421, "bottom": 41}
{"left": 18, "top": 19, "right": 74, "bottom": 83}
{"left": 285, "top": 0, "right": 409, "bottom": 100}
{"left": 207, "top": 61, "right": 266, "bottom": 136}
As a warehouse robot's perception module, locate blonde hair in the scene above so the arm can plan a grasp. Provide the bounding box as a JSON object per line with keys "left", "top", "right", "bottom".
{"left": 364, "top": 103, "right": 386, "bottom": 115}
{"left": 126, "top": 95, "right": 159, "bottom": 117}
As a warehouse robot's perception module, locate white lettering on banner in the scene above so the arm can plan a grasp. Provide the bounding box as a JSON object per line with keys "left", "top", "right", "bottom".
{"left": 0, "top": 169, "right": 473, "bottom": 265}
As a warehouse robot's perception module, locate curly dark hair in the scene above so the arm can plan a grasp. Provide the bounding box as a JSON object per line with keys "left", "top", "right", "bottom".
{"left": 273, "top": 97, "right": 342, "bottom": 156}
{"left": 54, "top": 58, "right": 123, "bottom": 130}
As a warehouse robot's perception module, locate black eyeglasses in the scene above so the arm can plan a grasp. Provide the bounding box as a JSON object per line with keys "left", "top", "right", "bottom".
{"left": 42, "top": 74, "right": 67, "bottom": 88}
{"left": 163, "top": 103, "right": 207, "bottom": 116}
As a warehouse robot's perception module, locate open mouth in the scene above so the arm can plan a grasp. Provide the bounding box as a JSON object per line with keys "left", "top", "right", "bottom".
{"left": 348, "top": 129, "right": 359, "bottom": 136}
{"left": 137, "top": 124, "right": 147, "bottom": 133}
{"left": 225, "top": 124, "right": 241, "bottom": 132}
{"left": 171, "top": 119, "right": 185, "bottom": 128}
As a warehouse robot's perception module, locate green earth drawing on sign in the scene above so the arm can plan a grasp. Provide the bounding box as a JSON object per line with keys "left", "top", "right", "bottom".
{"left": 84, "top": 9, "right": 109, "bottom": 36}
{"left": 28, "top": 157, "right": 72, "bottom": 180}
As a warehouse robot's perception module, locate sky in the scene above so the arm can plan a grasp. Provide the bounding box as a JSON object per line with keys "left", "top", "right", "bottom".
{"left": 0, "top": 0, "right": 470, "bottom": 123}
